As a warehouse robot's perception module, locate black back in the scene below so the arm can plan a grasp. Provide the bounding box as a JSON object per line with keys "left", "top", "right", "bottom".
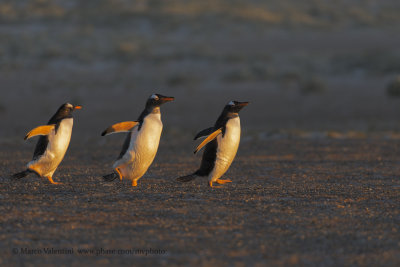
{"left": 195, "top": 139, "right": 218, "bottom": 176}
{"left": 33, "top": 137, "right": 50, "bottom": 160}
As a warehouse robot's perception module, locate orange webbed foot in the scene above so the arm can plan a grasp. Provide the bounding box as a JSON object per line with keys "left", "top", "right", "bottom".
{"left": 208, "top": 181, "right": 222, "bottom": 188}
{"left": 47, "top": 176, "right": 62, "bottom": 185}
{"left": 216, "top": 179, "right": 232, "bottom": 185}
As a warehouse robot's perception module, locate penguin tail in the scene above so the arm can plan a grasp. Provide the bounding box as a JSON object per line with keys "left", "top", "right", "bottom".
{"left": 103, "top": 172, "right": 118, "bottom": 182}
{"left": 176, "top": 173, "right": 198, "bottom": 183}
{"left": 11, "top": 170, "right": 31, "bottom": 179}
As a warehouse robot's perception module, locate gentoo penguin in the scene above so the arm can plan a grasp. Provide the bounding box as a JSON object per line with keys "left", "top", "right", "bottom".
{"left": 102, "top": 94, "right": 174, "bottom": 186}
{"left": 177, "top": 101, "right": 248, "bottom": 187}
{"left": 11, "top": 103, "right": 82, "bottom": 184}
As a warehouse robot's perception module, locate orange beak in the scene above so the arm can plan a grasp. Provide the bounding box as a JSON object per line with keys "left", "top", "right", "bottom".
{"left": 74, "top": 105, "right": 82, "bottom": 110}
{"left": 237, "top": 102, "right": 249, "bottom": 107}
{"left": 162, "top": 97, "right": 175, "bottom": 102}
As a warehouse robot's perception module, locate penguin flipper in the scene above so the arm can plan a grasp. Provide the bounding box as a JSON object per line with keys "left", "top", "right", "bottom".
{"left": 11, "top": 170, "right": 31, "bottom": 179}
{"left": 101, "top": 121, "right": 138, "bottom": 136}
{"left": 194, "top": 127, "right": 214, "bottom": 140}
{"left": 24, "top": 125, "right": 56, "bottom": 140}
{"left": 194, "top": 128, "right": 222, "bottom": 154}
{"left": 177, "top": 174, "right": 198, "bottom": 182}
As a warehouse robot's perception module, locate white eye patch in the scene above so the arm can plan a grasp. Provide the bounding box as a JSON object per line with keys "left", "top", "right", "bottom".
{"left": 228, "top": 101, "right": 235, "bottom": 106}
{"left": 66, "top": 103, "right": 73, "bottom": 108}
{"left": 151, "top": 94, "right": 159, "bottom": 100}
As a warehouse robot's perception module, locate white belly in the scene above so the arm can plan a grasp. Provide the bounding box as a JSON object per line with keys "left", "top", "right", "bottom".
{"left": 209, "top": 117, "right": 241, "bottom": 182}
{"left": 114, "top": 113, "right": 163, "bottom": 181}
{"left": 27, "top": 118, "right": 73, "bottom": 177}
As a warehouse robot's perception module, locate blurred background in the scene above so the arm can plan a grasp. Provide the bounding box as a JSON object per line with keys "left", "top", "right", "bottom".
{"left": 1, "top": 0, "right": 400, "bottom": 141}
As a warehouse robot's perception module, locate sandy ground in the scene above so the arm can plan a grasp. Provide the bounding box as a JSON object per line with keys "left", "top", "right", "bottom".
{"left": 1, "top": 1, "right": 400, "bottom": 266}
{"left": 0, "top": 136, "right": 399, "bottom": 266}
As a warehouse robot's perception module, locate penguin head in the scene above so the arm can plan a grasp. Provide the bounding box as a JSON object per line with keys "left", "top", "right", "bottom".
{"left": 55, "top": 103, "right": 82, "bottom": 118}
{"left": 225, "top": 101, "right": 249, "bottom": 114}
{"left": 146, "top": 94, "right": 175, "bottom": 108}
